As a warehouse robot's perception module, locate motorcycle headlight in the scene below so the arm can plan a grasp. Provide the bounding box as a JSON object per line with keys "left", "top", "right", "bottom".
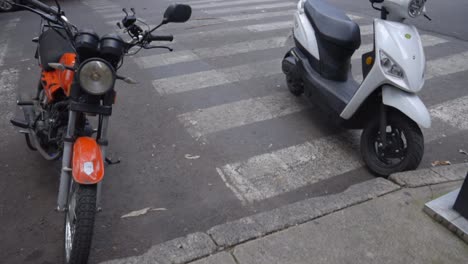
{"left": 408, "top": 0, "right": 425, "bottom": 18}
{"left": 380, "top": 50, "right": 404, "bottom": 79}
{"left": 78, "top": 59, "right": 115, "bottom": 95}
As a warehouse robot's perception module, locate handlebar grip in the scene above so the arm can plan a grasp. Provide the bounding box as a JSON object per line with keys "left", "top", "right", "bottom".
{"left": 149, "top": 34, "right": 174, "bottom": 42}
{"left": 26, "top": 0, "right": 59, "bottom": 15}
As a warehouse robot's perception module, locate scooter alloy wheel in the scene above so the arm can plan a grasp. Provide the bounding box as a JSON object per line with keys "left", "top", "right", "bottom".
{"left": 361, "top": 112, "right": 424, "bottom": 177}
{"left": 64, "top": 182, "right": 97, "bottom": 264}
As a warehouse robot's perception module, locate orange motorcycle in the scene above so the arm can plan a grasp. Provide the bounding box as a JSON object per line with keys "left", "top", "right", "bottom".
{"left": 8, "top": 0, "right": 191, "bottom": 263}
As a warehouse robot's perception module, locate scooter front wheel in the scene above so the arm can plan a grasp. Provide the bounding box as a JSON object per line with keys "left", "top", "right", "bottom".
{"left": 361, "top": 112, "right": 424, "bottom": 177}
{"left": 64, "top": 182, "right": 97, "bottom": 264}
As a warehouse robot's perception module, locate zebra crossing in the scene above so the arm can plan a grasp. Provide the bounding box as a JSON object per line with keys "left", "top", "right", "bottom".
{"left": 87, "top": 0, "right": 468, "bottom": 203}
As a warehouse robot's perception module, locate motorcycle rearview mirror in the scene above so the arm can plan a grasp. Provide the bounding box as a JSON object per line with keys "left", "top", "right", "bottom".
{"left": 48, "top": 63, "right": 74, "bottom": 71}
{"left": 48, "top": 63, "right": 66, "bottom": 71}
{"left": 162, "top": 4, "right": 192, "bottom": 24}
{"left": 116, "top": 75, "right": 139, "bottom": 84}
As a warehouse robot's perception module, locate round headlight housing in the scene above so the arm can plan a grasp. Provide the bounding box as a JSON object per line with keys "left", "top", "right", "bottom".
{"left": 408, "top": 0, "right": 425, "bottom": 18}
{"left": 78, "top": 59, "right": 115, "bottom": 95}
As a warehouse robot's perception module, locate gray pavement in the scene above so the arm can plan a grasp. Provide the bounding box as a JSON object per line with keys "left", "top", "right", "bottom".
{"left": 1, "top": 0, "right": 468, "bottom": 263}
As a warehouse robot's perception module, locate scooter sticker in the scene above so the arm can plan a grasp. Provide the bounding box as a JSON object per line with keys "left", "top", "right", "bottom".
{"left": 84, "top": 162, "right": 94, "bottom": 176}
{"left": 405, "top": 34, "right": 412, "bottom": 39}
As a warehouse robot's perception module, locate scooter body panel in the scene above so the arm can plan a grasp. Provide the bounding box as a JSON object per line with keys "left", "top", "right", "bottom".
{"left": 291, "top": 47, "right": 359, "bottom": 116}
{"left": 382, "top": 85, "right": 431, "bottom": 128}
{"left": 341, "top": 19, "right": 427, "bottom": 120}
{"left": 293, "top": 1, "right": 320, "bottom": 60}
{"left": 375, "top": 19, "right": 425, "bottom": 92}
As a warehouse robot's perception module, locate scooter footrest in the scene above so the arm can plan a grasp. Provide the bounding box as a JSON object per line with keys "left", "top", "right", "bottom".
{"left": 10, "top": 118, "right": 30, "bottom": 129}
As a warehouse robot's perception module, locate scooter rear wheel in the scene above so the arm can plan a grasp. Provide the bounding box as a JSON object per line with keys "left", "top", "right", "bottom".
{"left": 361, "top": 112, "right": 424, "bottom": 177}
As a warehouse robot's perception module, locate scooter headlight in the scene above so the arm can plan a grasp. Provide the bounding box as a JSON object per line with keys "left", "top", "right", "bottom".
{"left": 78, "top": 59, "right": 115, "bottom": 95}
{"left": 380, "top": 50, "right": 404, "bottom": 79}
{"left": 408, "top": 0, "right": 426, "bottom": 18}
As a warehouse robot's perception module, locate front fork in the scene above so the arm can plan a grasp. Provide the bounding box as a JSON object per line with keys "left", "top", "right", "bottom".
{"left": 380, "top": 104, "right": 387, "bottom": 148}
{"left": 56, "top": 111, "right": 109, "bottom": 212}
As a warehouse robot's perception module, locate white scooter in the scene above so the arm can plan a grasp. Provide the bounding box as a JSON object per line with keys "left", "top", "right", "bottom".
{"left": 282, "top": 0, "right": 431, "bottom": 176}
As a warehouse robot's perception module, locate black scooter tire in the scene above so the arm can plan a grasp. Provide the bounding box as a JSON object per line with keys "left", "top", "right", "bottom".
{"left": 361, "top": 111, "right": 424, "bottom": 177}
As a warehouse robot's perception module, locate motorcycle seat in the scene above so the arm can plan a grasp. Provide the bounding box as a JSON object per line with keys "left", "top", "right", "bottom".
{"left": 304, "top": 0, "right": 361, "bottom": 50}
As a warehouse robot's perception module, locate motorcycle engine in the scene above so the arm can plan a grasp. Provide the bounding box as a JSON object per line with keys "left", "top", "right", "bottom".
{"left": 35, "top": 100, "right": 69, "bottom": 154}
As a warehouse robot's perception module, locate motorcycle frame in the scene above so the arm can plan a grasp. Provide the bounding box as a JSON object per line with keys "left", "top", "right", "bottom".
{"left": 57, "top": 107, "right": 110, "bottom": 212}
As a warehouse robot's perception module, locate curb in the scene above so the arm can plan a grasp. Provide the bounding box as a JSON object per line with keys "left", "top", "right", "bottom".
{"left": 100, "top": 178, "right": 400, "bottom": 264}
{"left": 389, "top": 163, "right": 467, "bottom": 187}
{"left": 100, "top": 163, "right": 467, "bottom": 264}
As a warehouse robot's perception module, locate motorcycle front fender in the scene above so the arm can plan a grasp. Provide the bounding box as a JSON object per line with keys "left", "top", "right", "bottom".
{"left": 72, "top": 137, "right": 104, "bottom": 184}
{"left": 382, "top": 85, "right": 431, "bottom": 128}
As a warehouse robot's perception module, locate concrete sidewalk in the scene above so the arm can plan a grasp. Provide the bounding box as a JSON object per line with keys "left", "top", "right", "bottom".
{"left": 102, "top": 163, "right": 468, "bottom": 264}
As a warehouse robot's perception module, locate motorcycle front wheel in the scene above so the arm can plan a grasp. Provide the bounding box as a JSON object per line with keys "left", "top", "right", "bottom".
{"left": 361, "top": 111, "right": 424, "bottom": 177}
{"left": 64, "top": 182, "right": 97, "bottom": 264}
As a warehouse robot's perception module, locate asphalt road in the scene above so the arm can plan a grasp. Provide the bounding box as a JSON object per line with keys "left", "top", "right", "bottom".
{"left": 0, "top": 0, "right": 467, "bottom": 263}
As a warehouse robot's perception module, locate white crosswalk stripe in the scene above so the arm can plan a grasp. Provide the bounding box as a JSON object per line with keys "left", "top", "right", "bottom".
{"left": 0, "top": 18, "right": 20, "bottom": 136}
{"left": 205, "top": 2, "right": 297, "bottom": 15}
{"left": 153, "top": 59, "right": 282, "bottom": 95}
{"left": 184, "top": 0, "right": 229, "bottom": 4}
{"left": 178, "top": 92, "right": 305, "bottom": 138}
{"left": 96, "top": 8, "right": 122, "bottom": 14}
{"left": 425, "top": 51, "right": 468, "bottom": 80}
{"left": 103, "top": 13, "right": 125, "bottom": 19}
{"left": 217, "top": 132, "right": 362, "bottom": 203}
{"left": 430, "top": 95, "right": 468, "bottom": 130}
{"left": 191, "top": 0, "right": 287, "bottom": 9}
{"left": 352, "top": 35, "right": 448, "bottom": 60}
{"left": 136, "top": 36, "right": 287, "bottom": 68}
{"left": 0, "top": 18, "right": 20, "bottom": 67}
{"left": 93, "top": 5, "right": 120, "bottom": 10}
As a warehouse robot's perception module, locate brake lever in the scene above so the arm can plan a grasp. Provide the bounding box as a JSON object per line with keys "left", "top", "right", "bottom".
{"left": 144, "top": 45, "right": 173, "bottom": 52}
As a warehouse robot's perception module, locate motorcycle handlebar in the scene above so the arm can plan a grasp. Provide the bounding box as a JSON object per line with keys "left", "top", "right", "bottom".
{"left": 148, "top": 34, "right": 174, "bottom": 42}
{"left": 24, "top": 0, "right": 59, "bottom": 16}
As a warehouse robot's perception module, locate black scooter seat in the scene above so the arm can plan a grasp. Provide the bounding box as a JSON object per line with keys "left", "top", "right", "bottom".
{"left": 304, "top": 0, "right": 361, "bottom": 50}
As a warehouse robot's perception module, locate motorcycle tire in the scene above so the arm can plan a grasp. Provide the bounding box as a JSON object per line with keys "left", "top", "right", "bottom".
{"left": 361, "top": 111, "right": 424, "bottom": 177}
{"left": 0, "top": 0, "right": 17, "bottom": 12}
{"left": 64, "top": 182, "right": 97, "bottom": 264}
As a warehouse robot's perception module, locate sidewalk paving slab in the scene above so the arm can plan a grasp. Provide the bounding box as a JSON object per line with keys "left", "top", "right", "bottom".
{"left": 231, "top": 182, "right": 468, "bottom": 264}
